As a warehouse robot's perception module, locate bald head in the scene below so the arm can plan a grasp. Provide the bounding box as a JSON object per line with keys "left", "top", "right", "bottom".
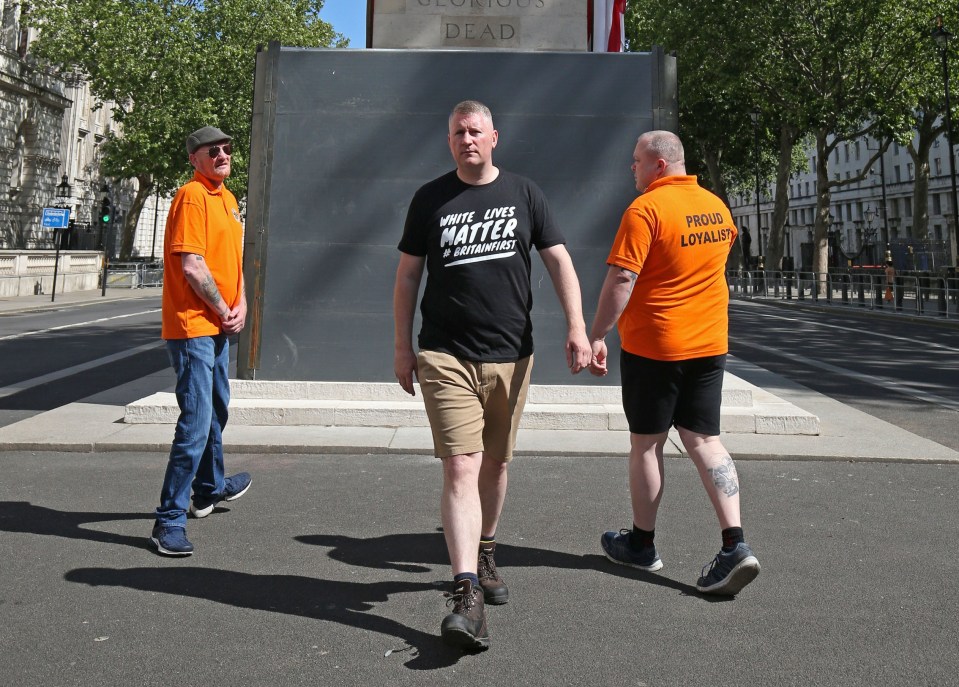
{"left": 632, "top": 130, "right": 687, "bottom": 192}
{"left": 638, "top": 131, "right": 685, "bottom": 168}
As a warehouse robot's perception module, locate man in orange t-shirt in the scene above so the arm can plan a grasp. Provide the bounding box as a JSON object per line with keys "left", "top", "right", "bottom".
{"left": 151, "top": 125, "right": 251, "bottom": 557}
{"left": 585, "top": 130, "right": 760, "bottom": 596}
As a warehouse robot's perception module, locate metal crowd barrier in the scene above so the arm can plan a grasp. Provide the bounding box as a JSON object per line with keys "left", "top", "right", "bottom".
{"left": 727, "top": 270, "right": 959, "bottom": 319}
{"left": 103, "top": 261, "right": 164, "bottom": 289}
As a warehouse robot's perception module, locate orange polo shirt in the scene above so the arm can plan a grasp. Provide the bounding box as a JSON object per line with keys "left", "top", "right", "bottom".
{"left": 161, "top": 172, "right": 243, "bottom": 339}
{"left": 608, "top": 175, "right": 736, "bottom": 361}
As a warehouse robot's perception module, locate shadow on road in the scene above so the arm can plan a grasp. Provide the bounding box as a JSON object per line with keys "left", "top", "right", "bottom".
{"left": 0, "top": 501, "right": 150, "bottom": 549}
{"left": 65, "top": 566, "right": 464, "bottom": 669}
{"left": 297, "top": 531, "right": 714, "bottom": 600}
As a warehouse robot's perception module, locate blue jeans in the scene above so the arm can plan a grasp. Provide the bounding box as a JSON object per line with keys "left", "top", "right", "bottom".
{"left": 156, "top": 335, "right": 230, "bottom": 527}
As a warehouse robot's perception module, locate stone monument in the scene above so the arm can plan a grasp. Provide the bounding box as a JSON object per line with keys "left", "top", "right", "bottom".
{"left": 369, "top": 0, "right": 587, "bottom": 51}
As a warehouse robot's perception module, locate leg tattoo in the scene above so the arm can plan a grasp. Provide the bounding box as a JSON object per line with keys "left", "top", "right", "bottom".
{"left": 707, "top": 455, "right": 740, "bottom": 497}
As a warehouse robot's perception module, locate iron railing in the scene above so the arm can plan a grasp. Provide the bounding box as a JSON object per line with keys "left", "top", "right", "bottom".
{"left": 728, "top": 270, "right": 959, "bottom": 319}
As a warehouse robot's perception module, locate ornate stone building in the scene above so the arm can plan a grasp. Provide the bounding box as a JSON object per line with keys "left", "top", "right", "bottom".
{"left": 0, "top": 2, "right": 169, "bottom": 258}
{"left": 0, "top": 1, "right": 70, "bottom": 249}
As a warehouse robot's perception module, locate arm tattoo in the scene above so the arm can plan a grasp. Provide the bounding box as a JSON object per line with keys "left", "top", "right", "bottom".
{"left": 707, "top": 455, "right": 740, "bottom": 497}
{"left": 200, "top": 274, "right": 222, "bottom": 307}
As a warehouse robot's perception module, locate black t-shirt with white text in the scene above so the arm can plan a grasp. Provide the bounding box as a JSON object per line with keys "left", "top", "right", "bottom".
{"left": 398, "top": 170, "right": 565, "bottom": 362}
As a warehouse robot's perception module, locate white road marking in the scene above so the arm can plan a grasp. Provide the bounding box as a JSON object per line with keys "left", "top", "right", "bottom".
{"left": 731, "top": 337, "right": 959, "bottom": 412}
{"left": 731, "top": 302, "right": 959, "bottom": 352}
{"left": 0, "top": 340, "right": 166, "bottom": 399}
{"left": 0, "top": 309, "right": 161, "bottom": 342}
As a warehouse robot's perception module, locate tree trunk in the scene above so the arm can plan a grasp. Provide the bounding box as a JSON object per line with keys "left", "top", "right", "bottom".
{"left": 119, "top": 173, "right": 154, "bottom": 260}
{"left": 814, "top": 128, "right": 834, "bottom": 292}
{"left": 907, "top": 113, "right": 940, "bottom": 242}
{"left": 767, "top": 124, "right": 799, "bottom": 271}
{"left": 701, "top": 146, "right": 745, "bottom": 271}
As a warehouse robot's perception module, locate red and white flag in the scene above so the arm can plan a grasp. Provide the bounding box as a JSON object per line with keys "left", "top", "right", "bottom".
{"left": 591, "top": 0, "right": 627, "bottom": 52}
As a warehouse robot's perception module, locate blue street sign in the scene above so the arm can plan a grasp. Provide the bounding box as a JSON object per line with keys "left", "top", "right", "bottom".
{"left": 41, "top": 207, "right": 70, "bottom": 229}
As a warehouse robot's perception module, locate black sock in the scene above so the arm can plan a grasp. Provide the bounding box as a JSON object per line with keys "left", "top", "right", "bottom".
{"left": 454, "top": 572, "right": 479, "bottom": 587}
{"left": 722, "top": 527, "right": 745, "bottom": 552}
{"left": 479, "top": 535, "right": 495, "bottom": 548}
{"left": 631, "top": 525, "right": 655, "bottom": 549}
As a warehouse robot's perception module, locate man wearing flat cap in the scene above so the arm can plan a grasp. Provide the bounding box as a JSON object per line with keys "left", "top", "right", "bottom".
{"left": 151, "top": 125, "right": 251, "bottom": 556}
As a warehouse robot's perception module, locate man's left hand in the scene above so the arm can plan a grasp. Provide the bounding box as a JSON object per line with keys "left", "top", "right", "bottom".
{"left": 222, "top": 297, "right": 247, "bottom": 334}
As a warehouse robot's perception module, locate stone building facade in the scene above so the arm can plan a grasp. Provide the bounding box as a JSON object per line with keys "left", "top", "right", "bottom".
{"left": 0, "top": 1, "right": 70, "bottom": 249}
{"left": 729, "top": 131, "right": 958, "bottom": 271}
{"left": 0, "top": 2, "right": 169, "bottom": 258}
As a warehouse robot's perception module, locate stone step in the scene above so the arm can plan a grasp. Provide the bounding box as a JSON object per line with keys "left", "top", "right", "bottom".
{"left": 124, "top": 377, "right": 819, "bottom": 436}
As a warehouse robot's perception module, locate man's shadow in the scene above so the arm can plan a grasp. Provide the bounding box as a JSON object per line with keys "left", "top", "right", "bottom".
{"left": 0, "top": 501, "right": 148, "bottom": 549}
{"left": 65, "top": 566, "right": 465, "bottom": 669}
{"left": 298, "top": 531, "right": 712, "bottom": 599}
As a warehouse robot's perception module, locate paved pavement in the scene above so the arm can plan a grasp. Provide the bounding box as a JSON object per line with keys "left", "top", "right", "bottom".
{"left": 2, "top": 287, "right": 958, "bottom": 463}
{"left": 3, "top": 288, "right": 959, "bottom": 685}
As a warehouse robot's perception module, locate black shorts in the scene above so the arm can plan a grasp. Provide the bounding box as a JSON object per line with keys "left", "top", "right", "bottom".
{"left": 620, "top": 350, "right": 726, "bottom": 436}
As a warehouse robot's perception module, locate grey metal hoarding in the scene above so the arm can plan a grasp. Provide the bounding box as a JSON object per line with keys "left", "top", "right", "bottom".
{"left": 239, "top": 44, "right": 677, "bottom": 383}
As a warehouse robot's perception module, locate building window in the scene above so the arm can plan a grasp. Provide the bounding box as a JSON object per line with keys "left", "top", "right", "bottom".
{"left": 933, "top": 194, "right": 941, "bottom": 215}
{"left": 904, "top": 197, "right": 912, "bottom": 216}
{"left": 907, "top": 163, "right": 913, "bottom": 179}
{"left": 934, "top": 158, "right": 942, "bottom": 175}
{"left": 855, "top": 141, "right": 861, "bottom": 160}
{"left": 894, "top": 165, "right": 901, "bottom": 182}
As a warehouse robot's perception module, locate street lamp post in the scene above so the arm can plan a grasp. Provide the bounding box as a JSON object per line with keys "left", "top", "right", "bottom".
{"left": 51, "top": 175, "right": 72, "bottom": 303}
{"left": 750, "top": 110, "right": 762, "bottom": 268}
{"left": 932, "top": 15, "right": 959, "bottom": 266}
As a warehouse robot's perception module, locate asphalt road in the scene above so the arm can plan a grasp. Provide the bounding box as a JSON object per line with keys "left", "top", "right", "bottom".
{"left": 0, "top": 295, "right": 167, "bottom": 428}
{"left": 730, "top": 299, "right": 959, "bottom": 450}
{"left": 2, "top": 450, "right": 958, "bottom": 686}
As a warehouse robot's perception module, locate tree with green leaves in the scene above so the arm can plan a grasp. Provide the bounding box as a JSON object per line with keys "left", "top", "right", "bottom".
{"left": 626, "top": 0, "right": 942, "bottom": 277}
{"left": 27, "top": 0, "right": 345, "bottom": 260}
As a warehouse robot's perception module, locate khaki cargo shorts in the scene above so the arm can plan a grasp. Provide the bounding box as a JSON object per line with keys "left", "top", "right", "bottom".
{"left": 416, "top": 350, "right": 533, "bottom": 462}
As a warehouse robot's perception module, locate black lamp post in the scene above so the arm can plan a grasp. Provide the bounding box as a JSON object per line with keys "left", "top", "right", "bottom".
{"left": 750, "top": 110, "right": 762, "bottom": 266}
{"left": 51, "top": 175, "right": 72, "bottom": 303}
{"left": 933, "top": 15, "right": 959, "bottom": 266}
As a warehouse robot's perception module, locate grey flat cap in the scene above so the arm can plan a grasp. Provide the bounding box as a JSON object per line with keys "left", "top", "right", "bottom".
{"left": 186, "top": 125, "right": 232, "bottom": 154}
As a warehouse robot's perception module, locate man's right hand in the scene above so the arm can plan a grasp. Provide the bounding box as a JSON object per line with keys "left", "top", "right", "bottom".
{"left": 394, "top": 348, "right": 418, "bottom": 395}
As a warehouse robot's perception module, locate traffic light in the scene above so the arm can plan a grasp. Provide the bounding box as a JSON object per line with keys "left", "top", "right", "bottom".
{"left": 100, "top": 197, "right": 112, "bottom": 225}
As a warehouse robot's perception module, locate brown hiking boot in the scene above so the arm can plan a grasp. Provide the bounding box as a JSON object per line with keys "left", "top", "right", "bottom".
{"left": 440, "top": 579, "right": 490, "bottom": 651}
{"left": 478, "top": 542, "right": 509, "bottom": 605}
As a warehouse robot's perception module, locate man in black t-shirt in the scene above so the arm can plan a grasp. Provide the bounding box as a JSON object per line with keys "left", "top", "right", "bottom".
{"left": 393, "top": 100, "right": 591, "bottom": 651}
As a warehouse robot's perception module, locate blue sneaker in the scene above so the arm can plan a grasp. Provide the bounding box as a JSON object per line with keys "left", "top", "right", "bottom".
{"left": 151, "top": 525, "right": 194, "bottom": 556}
{"left": 190, "top": 472, "right": 252, "bottom": 518}
{"left": 601, "top": 529, "right": 663, "bottom": 571}
{"left": 696, "top": 543, "right": 760, "bottom": 595}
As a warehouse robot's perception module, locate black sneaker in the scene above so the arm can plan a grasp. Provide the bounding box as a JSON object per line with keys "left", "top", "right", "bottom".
{"left": 696, "top": 543, "right": 760, "bottom": 596}
{"left": 440, "top": 579, "right": 490, "bottom": 651}
{"left": 601, "top": 529, "right": 663, "bottom": 571}
{"left": 478, "top": 542, "right": 509, "bottom": 605}
{"left": 151, "top": 525, "right": 194, "bottom": 556}
{"left": 190, "top": 472, "right": 252, "bottom": 518}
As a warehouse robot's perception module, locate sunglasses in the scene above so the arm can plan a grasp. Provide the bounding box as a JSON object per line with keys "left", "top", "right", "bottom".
{"left": 204, "top": 143, "right": 232, "bottom": 158}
